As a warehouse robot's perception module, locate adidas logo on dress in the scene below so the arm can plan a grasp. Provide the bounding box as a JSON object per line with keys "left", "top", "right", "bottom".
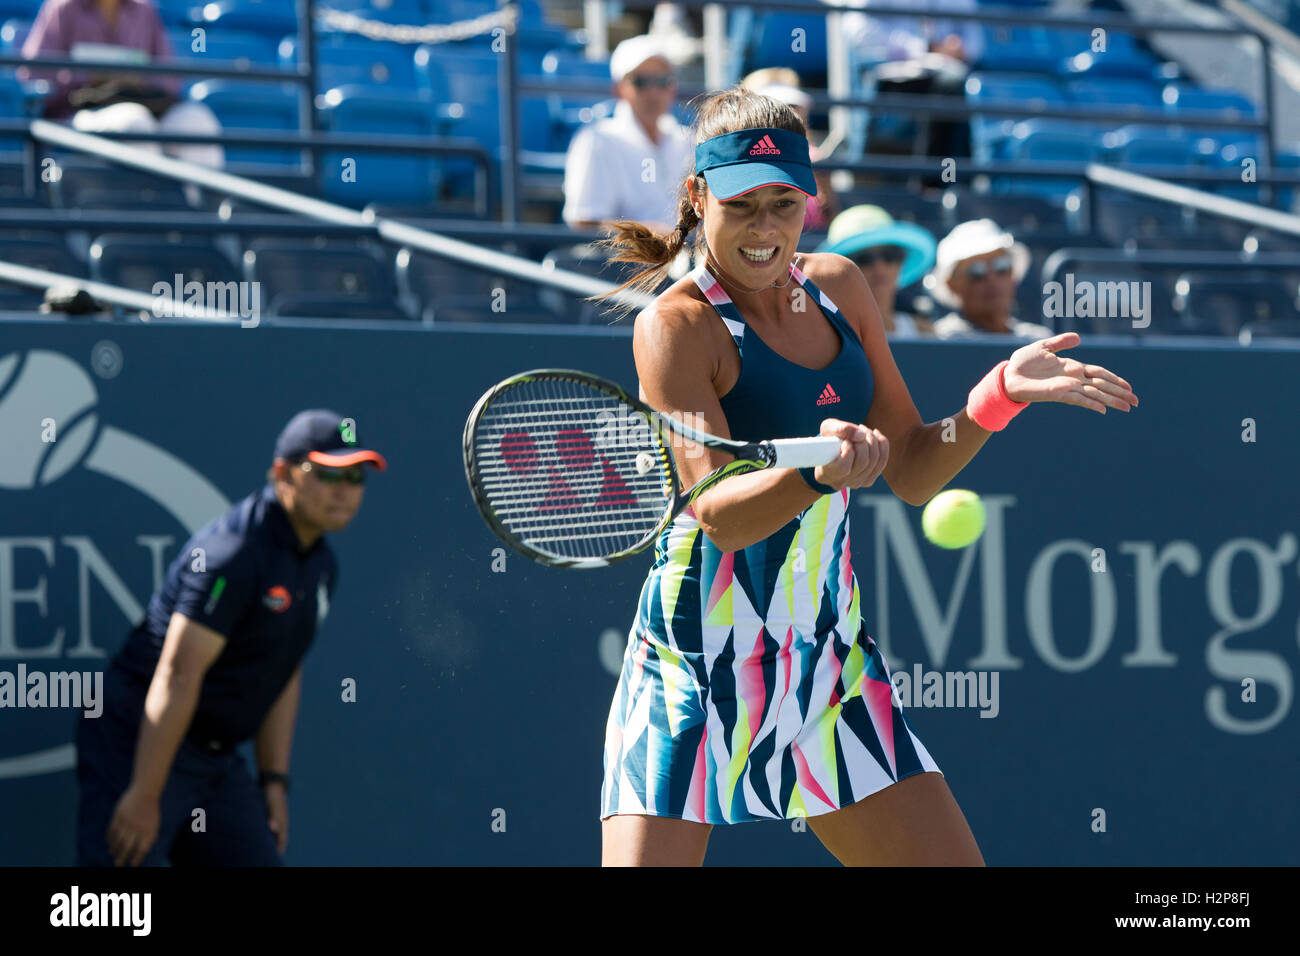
{"left": 749, "top": 134, "right": 781, "bottom": 156}
{"left": 816, "top": 384, "right": 841, "bottom": 406}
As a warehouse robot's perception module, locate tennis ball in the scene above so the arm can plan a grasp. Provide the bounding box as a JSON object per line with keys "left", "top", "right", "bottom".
{"left": 922, "top": 489, "right": 985, "bottom": 549}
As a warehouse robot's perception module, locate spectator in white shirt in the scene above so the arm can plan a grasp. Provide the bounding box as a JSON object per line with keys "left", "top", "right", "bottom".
{"left": 928, "top": 219, "right": 1053, "bottom": 339}
{"left": 840, "top": 0, "right": 985, "bottom": 66}
{"left": 562, "top": 35, "right": 693, "bottom": 233}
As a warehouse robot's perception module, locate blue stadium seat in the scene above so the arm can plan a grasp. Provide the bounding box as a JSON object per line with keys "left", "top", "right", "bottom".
{"left": 1, "top": 18, "right": 29, "bottom": 52}
{"left": 244, "top": 239, "right": 398, "bottom": 309}
{"left": 748, "top": 13, "right": 828, "bottom": 84}
{"left": 427, "top": 292, "right": 564, "bottom": 325}
{"left": 0, "top": 70, "right": 26, "bottom": 155}
{"left": 1092, "top": 194, "right": 1196, "bottom": 248}
{"left": 195, "top": 0, "right": 300, "bottom": 35}
{"left": 317, "top": 87, "right": 443, "bottom": 204}
{"left": 1045, "top": 263, "right": 1178, "bottom": 336}
{"left": 1103, "top": 125, "right": 1198, "bottom": 169}
{"left": 965, "top": 72, "right": 1067, "bottom": 161}
{"left": 154, "top": 0, "right": 200, "bottom": 27}
{"left": 0, "top": 235, "right": 86, "bottom": 310}
{"left": 539, "top": 50, "right": 612, "bottom": 154}
{"left": 974, "top": 25, "right": 1058, "bottom": 73}
{"left": 416, "top": 46, "right": 501, "bottom": 191}
{"left": 280, "top": 35, "right": 419, "bottom": 93}
{"left": 994, "top": 122, "right": 1099, "bottom": 198}
{"left": 321, "top": 0, "right": 427, "bottom": 24}
{"left": 88, "top": 236, "right": 241, "bottom": 294}
{"left": 51, "top": 159, "right": 193, "bottom": 210}
{"left": 1056, "top": 31, "right": 1159, "bottom": 78}
{"left": 169, "top": 27, "right": 280, "bottom": 66}
{"left": 188, "top": 80, "right": 303, "bottom": 167}
{"left": 394, "top": 246, "right": 516, "bottom": 321}
{"left": 945, "top": 190, "right": 1082, "bottom": 235}
{"left": 1173, "top": 271, "right": 1300, "bottom": 337}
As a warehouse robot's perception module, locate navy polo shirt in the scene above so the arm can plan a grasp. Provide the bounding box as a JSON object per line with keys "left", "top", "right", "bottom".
{"left": 114, "top": 483, "right": 338, "bottom": 749}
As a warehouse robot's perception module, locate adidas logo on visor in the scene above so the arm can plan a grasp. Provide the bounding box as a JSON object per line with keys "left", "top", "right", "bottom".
{"left": 816, "top": 384, "right": 841, "bottom": 406}
{"left": 749, "top": 134, "right": 781, "bottom": 156}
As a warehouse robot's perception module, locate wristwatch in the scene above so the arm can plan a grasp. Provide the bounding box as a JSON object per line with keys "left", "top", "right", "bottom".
{"left": 258, "top": 770, "right": 290, "bottom": 791}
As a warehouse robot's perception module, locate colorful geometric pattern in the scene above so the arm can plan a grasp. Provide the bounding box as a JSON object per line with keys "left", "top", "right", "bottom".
{"left": 600, "top": 262, "right": 941, "bottom": 825}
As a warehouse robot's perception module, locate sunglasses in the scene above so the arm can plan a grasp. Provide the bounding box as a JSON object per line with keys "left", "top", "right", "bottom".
{"left": 299, "top": 460, "right": 366, "bottom": 485}
{"left": 853, "top": 246, "right": 905, "bottom": 267}
{"left": 964, "top": 255, "right": 1013, "bottom": 280}
{"left": 628, "top": 74, "right": 675, "bottom": 89}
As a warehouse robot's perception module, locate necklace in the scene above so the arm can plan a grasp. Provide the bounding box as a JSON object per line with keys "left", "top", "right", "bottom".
{"left": 703, "top": 249, "right": 801, "bottom": 296}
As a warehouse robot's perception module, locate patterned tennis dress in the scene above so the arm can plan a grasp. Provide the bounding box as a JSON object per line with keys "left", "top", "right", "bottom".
{"left": 601, "top": 259, "right": 941, "bottom": 825}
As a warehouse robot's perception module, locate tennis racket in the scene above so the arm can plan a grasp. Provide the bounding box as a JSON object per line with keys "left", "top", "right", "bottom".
{"left": 462, "top": 369, "right": 843, "bottom": 568}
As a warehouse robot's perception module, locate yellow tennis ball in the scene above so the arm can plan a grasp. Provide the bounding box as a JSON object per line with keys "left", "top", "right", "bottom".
{"left": 922, "top": 489, "right": 986, "bottom": 549}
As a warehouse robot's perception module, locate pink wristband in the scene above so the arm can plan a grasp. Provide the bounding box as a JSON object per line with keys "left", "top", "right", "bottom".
{"left": 967, "top": 360, "right": 1029, "bottom": 432}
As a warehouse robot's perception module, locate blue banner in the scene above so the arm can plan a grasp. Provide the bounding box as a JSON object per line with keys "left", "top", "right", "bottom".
{"left": 0, "top": 323, "right": 1296, "bottom": 865}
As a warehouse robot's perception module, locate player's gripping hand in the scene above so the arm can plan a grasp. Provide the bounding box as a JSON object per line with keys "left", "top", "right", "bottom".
{"left": 812, "top": 419, "right": 888, "bottom": 492}
{"left": 107, "top": 784, "right": 161, "bottom": 867}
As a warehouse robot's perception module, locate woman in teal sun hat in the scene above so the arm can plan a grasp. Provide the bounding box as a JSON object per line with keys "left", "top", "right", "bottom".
{"left": 818, "top": 204, "right": 937, "bottom": 339}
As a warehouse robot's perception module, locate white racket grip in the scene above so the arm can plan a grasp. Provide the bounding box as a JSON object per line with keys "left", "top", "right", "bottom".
{"left": 767, "top": 436, "right": 843, "bottom": 469}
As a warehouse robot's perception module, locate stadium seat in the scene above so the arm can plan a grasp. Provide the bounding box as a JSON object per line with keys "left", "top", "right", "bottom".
{"left": 88, "top": 236, "right": 241, "bottom": 296}
{"left": 0, "top": 70, "right": 25, "bottom": 154}
{"left": 994, "top": 122, "right": 1099, "bottom": 198}
{"left": 244, "top": 239, "right": 398, "bottom": 311}
{"left": 416, "top": 46, "right": 503, "bottom": 192}
{"left": 394, "top": 246, "right": 524, "bottom": 322}
{"left": 279, "top": 35, "right": 420, "bottom": 93}
{"left": 153, "top": 0, "right": 199, "bottom": 27}
{"left": 943, "top": 191, "right": 1082, "bottom": 234}
{"left": 1039, "top": 263, "right": 1178, "bottom": 336}
{"left": 320, "top": 0, "right": 427, "bottom": 24}
{"left": 193, "top": 0, "right": 299, "bottom": 36}
{"left": 1091, "top": 195, "right": 1196, "bottom": 249}
{"left": 188, "top": 80, "right": 303, "bottom": 167}
{"left": 965, "top": 72, "right": 1068, "bottom": 160}
{"left": 1057, "top": 33, "right": 1160, "bottom": 79}
{"left": 317, "top": 86, "right": 443, "bottom": 204}
{"left": 1173, "top": 271, "right": 1300, "bottom": 337}
{"left": 0, "top": 235, "right": 86, "bottom": 310}
{"left": 1102, "top": 125, "right": 1198, "bottom": 169}
{"left": 1, "top": 18, "right": 29, "bottom": 52}
{"left": 1065, "top": 76, "right": 1163, "bottom": 116}
{"left": 537, "top": 243, "right": 647, "bottom": 321}
{"left": 50, "top": 160, "right": 194, "bottom": 210}
{"left": 169, "top": 27, "right": 280, "bottom": 67}
{"left": 538, "top": 50, "right": 612, "bottom": 155}
{"left": 837, "top": 187, "right": 952, "bottom": 236}
{"left": 974, "top": 25, "right": 1059, "bottom": 73}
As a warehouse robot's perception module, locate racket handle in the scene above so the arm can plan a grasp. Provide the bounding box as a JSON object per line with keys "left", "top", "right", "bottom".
{"left": 766, "top": 436, "right": 843, "bottom": 469}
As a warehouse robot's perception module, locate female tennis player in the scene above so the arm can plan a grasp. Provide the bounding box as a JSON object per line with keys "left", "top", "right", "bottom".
{"left": 595, "top": 88, "right": 1139, "bottom": 866}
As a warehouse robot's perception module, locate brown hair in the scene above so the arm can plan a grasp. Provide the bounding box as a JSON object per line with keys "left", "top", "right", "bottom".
{"left": 593, "top": 87, "right": 808, "bottom": 313}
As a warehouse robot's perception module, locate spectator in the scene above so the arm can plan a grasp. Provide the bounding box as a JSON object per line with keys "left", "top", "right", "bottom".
{"left": 21, "top": 0, "right": 224, "bottom": 168}
{"left": 819, "top": 204, "right": 936, "bottom": 338}
{"left": 563, "top": 35, "right": 692, "bottom": 234}
{"left": 741, "top": 68, "right": 839, "bottom": 231}
{"left": 929, "top": 219, "right": 1052, "bottom": 339}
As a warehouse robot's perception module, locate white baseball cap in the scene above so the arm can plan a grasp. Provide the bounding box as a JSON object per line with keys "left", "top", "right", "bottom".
{"left": 756, "top": 83, "right": 812, "bottom": 112}
{"left": 609, "top": 35, "right": 672, "bottom": 81}
{"left": 928, "top": 218, "right": 1030, "bottom": 308}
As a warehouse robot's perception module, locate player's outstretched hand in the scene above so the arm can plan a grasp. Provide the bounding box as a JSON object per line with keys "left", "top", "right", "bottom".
{"left": 1003, "top": 332, "right": 1140, "bottom": 414}
{"left": 813, "top": 419, "right": 889, "bottom": 491}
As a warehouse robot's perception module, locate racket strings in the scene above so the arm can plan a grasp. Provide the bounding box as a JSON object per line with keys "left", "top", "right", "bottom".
{"left": 471, "top": 377, "right": 674, "bottom": 561}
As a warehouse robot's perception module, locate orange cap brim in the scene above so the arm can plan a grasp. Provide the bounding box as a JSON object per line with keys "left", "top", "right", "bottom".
{"left": 307, "top": 450, "right": 388, "bottom": 471}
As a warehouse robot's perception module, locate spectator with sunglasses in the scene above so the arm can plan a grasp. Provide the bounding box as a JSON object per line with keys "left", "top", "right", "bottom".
{"left": 563, "top": 35, "right": 693, "bottom": 234}
{"left": 76, "top": 409, "right": 386, "bottom": 867}
{"left": 819, "top": 204, "right": 937, "bottom": 338}
{"left": 929, "top": 219, "right": 1053, "bottom": 340}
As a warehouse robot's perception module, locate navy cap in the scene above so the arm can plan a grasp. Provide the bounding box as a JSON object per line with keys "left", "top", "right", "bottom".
{"left": 694, "top": 127, "right": 817, "bottom": 201}
{"left": 274, "top": 409, "right": 388, "bottom": 470}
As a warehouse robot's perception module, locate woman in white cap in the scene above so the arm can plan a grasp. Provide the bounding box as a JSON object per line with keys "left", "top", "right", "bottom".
{"left": 929, "top": 219, "right": 1053, "bottom": 339}
{"left": 589, "top": 87, "right": 1139, "bottom": 866}
{"left": 819, "top": 204, "right": 937, "bottom": 338}
{"left": 562, "top": 35, "right": 693, "bottom": 233}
